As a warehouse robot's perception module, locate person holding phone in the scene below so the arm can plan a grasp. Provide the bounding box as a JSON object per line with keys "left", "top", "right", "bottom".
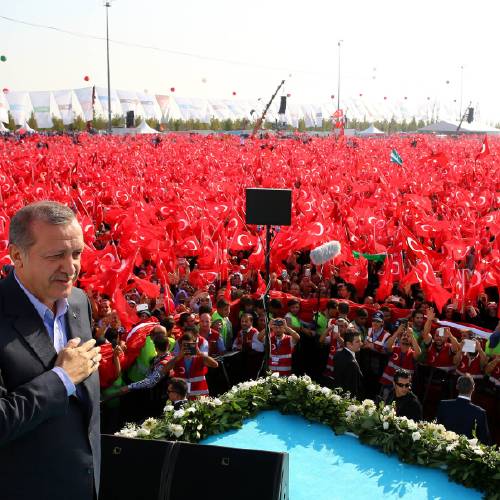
{"left": 163, "top": 332, "right": 218, "bottom": 399}
{"left": 379, "top": 322, "right": 421, "bottom": 399}
{"left": 453, "top": 330, "right": 488, "bottom": 380}
{"left": 423, "top": 326, "right": 460, "bottom": 373}
{"left": 258, "top": 318, "right": 300, "bottom": 377}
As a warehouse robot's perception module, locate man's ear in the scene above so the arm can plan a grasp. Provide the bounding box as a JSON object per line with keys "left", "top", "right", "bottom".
{"left": 9, "top": 244, "right": 24, "bottom": 269}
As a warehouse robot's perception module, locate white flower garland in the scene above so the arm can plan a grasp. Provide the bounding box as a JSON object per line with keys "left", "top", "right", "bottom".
{"left": 116, "top": 375, "right": 499, "bottom": 499}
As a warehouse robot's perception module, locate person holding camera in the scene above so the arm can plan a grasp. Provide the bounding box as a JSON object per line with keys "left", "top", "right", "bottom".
{"left": 379, "top": 321, "right": 421, "bottom": 399}
{"left": 163, "top": 332, "right": 218, "bottom": 399}
{"left": 320, "top": 317, "right": 348, "bottom": 380}
{"left": 384, "top": 369, "right": 422, "bottom": 421}
{"left": 258, "top": 318, "right": 300, "bottom": 377}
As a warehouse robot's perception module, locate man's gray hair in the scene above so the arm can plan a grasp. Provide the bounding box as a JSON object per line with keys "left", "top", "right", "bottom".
{"left": 456, "top": 374, "right": 475, "bottom": 395}
{"left": 9, "top": 201, "right": 76, "bottom": 251}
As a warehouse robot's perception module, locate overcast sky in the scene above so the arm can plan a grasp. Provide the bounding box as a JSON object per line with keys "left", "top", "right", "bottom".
{"left": 1, "top": 0, "right": 499, "bottom": 118}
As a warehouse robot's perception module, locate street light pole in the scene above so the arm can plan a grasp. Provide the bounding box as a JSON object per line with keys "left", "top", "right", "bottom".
{"left": 105, "top": 1, "right": 112, "bottom": 134}
{"left": 459, "top": 65, "right": 464, "bottom": 121}
{"left": 337, "top": 40, "right": 343, "bottom": 112}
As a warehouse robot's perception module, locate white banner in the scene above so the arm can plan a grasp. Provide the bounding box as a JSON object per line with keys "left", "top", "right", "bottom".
{"left": 0, "top": 92, "right": 9, "bottom": 124}
{"left": 53, "top": 89, "right": 75, "bottom": 125}
{"left": 74, "top": 87, "right": 94, "bottom": 122}
{"left": 136, "top": 91, "right": 160, "bottom": 120}
{"left": 29, "top": 91, "right": 60, "bottom": 128}
{"left": 6, "top": 91, "right": 32, "bottom": 125}
{"left": 94, "top": 87, "right": 122, "bottom": 118}
{"left": 116, "top": 89, "right": 142, "bottom": 116}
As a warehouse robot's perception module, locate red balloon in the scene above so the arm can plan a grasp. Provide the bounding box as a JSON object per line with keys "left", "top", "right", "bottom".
{"left": 170, "top": 87, "right": 175, "bottom": 92}
{"left": 84, "top": 75, "right": 90, "bottom": 82}
{"left": 2, "top": 88, "right": 8, "bottom": 94}
{"left": 232, "top": 91, "right": 237, "bottom": 96}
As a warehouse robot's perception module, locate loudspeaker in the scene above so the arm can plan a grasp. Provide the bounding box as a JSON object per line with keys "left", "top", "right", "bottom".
{"left": 100, "top": 435, "right": 175, "bottom": 500}
{"left": 467, "top": 107, "right": 474, "bottom": 123}
{"left": 126, "top": 110, "right": 135, "bottom": 128}
{"left": 278, "top": 96, "right": 287, "bottom": 115}
{"left": 166, "top": 442, "right": 289, "bottom": 500}
{"left": 245, "top": 188, "right": 292, "bottom": 226}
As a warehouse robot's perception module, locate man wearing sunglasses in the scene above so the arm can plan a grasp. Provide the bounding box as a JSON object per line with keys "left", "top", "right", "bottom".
{"left": 385, "top": 369, "right": 422, "bottom": 422}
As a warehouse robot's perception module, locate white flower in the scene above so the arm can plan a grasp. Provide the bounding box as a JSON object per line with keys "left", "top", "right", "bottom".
{"left": 473, "top": 448, "right": 485, "bottom": 456}
{"left": 271, "top": 372, "right": 280, "bottom": 378}
{"left": 444, "top": 430, "right": 459, "bottom": 442}
{"left": 301, "top": 375, "right": 312, "bottom": 383}
{"left": 446, "top": 442, "right": 458, "bottom": 452}
{"left": 468, "top": 438, "right": 478, "bottom": 448}
{"left": 196, "top": 431, "right": 201, "bottom": 439}
{"left": 407, "top": 420, "right": 418, "bottom": 431}
{"left": 168, "top": 424, "right": 184, "bottom": 438}
{"left": 186, "top": 406, "right": 197, "bottom": 414}
{"left": 347, "top": 404, "right": 359, "bottom": 412}
{"left": 331, "top": 394, "right": 341, "bottom": 402}
{"left": 411, "top": 431, "right": 421, "bottom": 442}
{"left": 361, "top": 399, "right": 375, "bottom": 408}
{"left": 137, "top": 428, "right": 150, "bottom": 437}
{"left": 306, "top": 384, "right": 317, "bottom": 392}
{"left": 164, "top": 404, "right": 174, "bottom": 413}
{"left": 320, "top": 387, "right": 332, "bottom": 396}
{"left": 288, "top": 374, "right": 298, "bottom": 382}
{"left": 213, "top": 398, "right": 223, "bottom": 406}
{"left": 173, "top": 409, "right": 185, "bottom": 419}
{"left": 383, "top": 421, "right": 389, "bottom": 430}
{"left": 142, "top": 417, "right": 157, "bottom": 430}
{"left": 197, "top": 423, "right": 203, "bottom": 430}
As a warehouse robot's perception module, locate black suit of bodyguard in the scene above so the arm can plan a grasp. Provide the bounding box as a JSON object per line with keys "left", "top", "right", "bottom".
{"left": 0, "top": 202, "right": 101, "bottom": 500}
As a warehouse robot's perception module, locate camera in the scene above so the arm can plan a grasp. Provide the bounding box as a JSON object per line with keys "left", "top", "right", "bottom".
{"left": 184, "top": 342, "right": 197, "bottom": 355}
{"left": 273, "top": 319, "right": 285, "bottom": 327}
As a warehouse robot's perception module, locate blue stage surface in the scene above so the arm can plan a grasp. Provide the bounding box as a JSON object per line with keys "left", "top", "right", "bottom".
{"left": 201, "top": 410, "right": 481, "bottom": 500}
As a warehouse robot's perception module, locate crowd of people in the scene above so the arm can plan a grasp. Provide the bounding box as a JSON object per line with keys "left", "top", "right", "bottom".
{"left": 85, "top": 241, "right": 500, "bottom": 445}
{"left": 0, "top": 133, "right": 499, "bottom": 447}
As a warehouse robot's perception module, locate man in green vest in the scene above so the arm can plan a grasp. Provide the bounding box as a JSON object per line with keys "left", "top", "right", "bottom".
{"left": 211, "top": 297, "right": 233, "bottom": 350}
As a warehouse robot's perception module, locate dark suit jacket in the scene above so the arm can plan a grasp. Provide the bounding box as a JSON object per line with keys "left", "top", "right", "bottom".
{"left": 437, "top": 397, "right": 491, "bottom": 445}
{"left": 0, "top": 273, "right": 101, "bottom": 500}
{"left": 333, "top": 348, "right": 364, "bottom": 400}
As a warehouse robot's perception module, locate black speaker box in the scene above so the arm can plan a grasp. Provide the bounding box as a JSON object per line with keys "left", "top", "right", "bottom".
{"left": 467, "top": 107, "right": 474, "bottom": 124}
{"left": 166, "top": 442, "right": 289, "bottom": 500}
{"left": 245, "top": 188, "right": 292, "bottom": 226}
{"left": 100, "top": 436, "right": 289, "bottom": 500}
{"left": 126, "top": 110, "right": 135, "bottom": 128}
{"left": 100, "top": 435, "right": 175, "bottom": 500}
{"left": 278, "top": 95, "right": 287, "bottom": 115}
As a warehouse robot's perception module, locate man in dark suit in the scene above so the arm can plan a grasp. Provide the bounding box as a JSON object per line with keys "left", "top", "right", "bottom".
{"left": 0, "top": 201, "right": 101, "bottom": 500}
{"left": 437, "top": 374, "right": 491, "bottom": 444}
{"left": 333, "top": 329, "right": 364, "bottom": 399}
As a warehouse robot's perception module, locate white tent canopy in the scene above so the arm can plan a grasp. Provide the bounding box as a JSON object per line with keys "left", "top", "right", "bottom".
{"left": 358, "top": 124, "right": 385, "bottom": 135}
{"left": 135, "top": 120, "right": 158, "bottom": 134}
{"left": 417, "top": 121, "right": 500, "bottom": 134}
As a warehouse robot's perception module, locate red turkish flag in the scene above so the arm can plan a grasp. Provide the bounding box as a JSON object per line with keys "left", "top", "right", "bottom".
{"left": 475, "top": 136, "right": 490, "bottom": 160}
{"left": 376, "top": 256, "right": 393, "bottom": 301}
{"left": 414, "top": 258, "right": 452, "bottom": 312}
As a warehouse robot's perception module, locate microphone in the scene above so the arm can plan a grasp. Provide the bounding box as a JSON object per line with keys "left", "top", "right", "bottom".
{"left": 310, "top": 241, "right": 341, "bottom": 265}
